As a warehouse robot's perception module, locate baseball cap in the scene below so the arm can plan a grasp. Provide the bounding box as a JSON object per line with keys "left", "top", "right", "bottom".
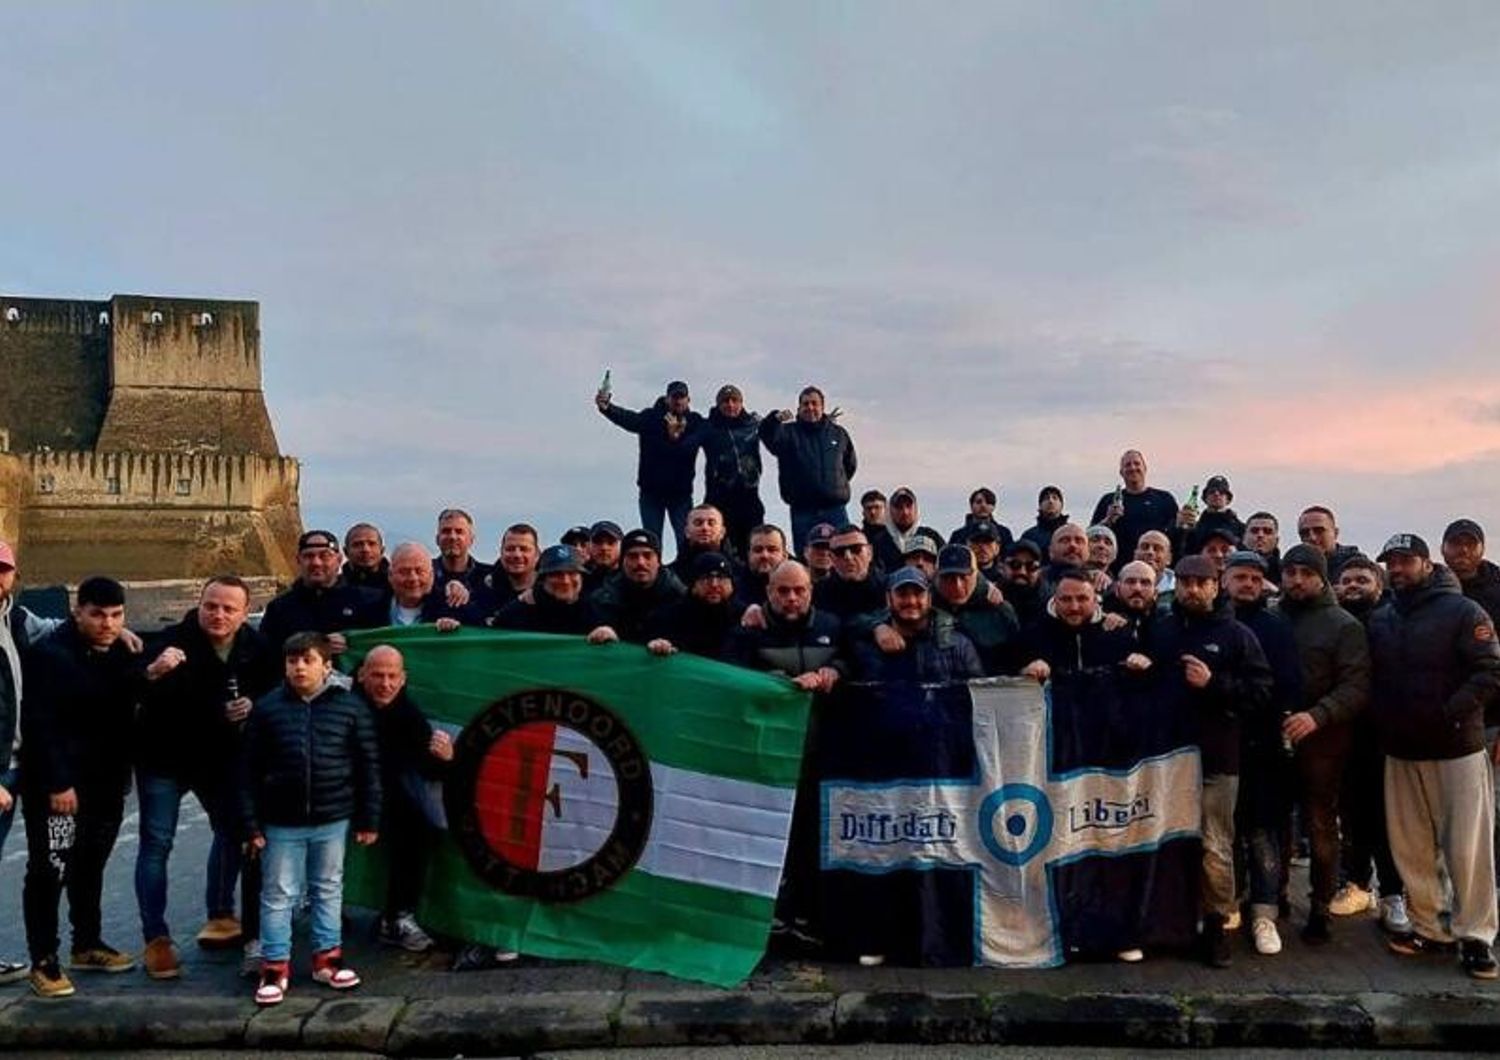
{"left": 537, "top": 544, "right": 586, "bottom": 575}
{"left": 561, "top": 525, "right": 591, "bottom": 546}
{"left": 887, "top": 567, "right": 930, "bottom": 592}
{"left": 806, "top": 523, "right": 836, "bottom": 549}
{"left": 1443, "top": 519, "right": 1485, "bottom": 545}
{"left": 0, "top": 540, "right": 15, "bottom": 570}
{"left": 1377, "top": 533, "right": 1430, "bottom": 562}
{"left": 1175, "top": 555, "right": 1218, "bottom": 580}
{"left": 692, "top": 551, "right": 734, "bottom": 580}
{"left": 1198, "top": 525, "right": 1240, "bottom": 548}
{"left": 589, "top": 520, "right": 624, "bottom": 541}
{"left": 1225, "top": 550, "right": 1267, "bottom": 573}
{"left": 1204, "top": 475, "right": 1232, "bottom": 497}
{"left": 620, "top": 528, "right": 662, "bottom": 555}
{"left": 1008, "top": 539, "right": 1044, "bottom": 560}
{"left": 968, "top": 519, "right": 1000, "bottom": 542}
{"left": 890, "top": 487, "right": 917, "bottom": 504}
{"left": 937, "top": 544, "right": 976, "bottom": 576}
{"left": 903, "top": 534, "right": 939, "bottom": 558}
{"left": 666, "top": 380, "right": 690, "bottom": 398}
{"left": 297, "top": 529, "right": 339, "bottom": 552}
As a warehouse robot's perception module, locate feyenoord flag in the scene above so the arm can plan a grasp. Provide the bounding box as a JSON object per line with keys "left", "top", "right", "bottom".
{"left": 342, "top": 627, "right": 810, "bottom": 986}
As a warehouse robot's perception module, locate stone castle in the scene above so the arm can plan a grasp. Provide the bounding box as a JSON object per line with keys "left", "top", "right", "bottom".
{"left": 0, "top": 294, "right": 303, "bottom": 584}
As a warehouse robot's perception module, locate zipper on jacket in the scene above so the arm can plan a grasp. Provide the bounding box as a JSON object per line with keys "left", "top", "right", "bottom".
{"left": 303, "top": 700, "right": 313, "bottom": 819}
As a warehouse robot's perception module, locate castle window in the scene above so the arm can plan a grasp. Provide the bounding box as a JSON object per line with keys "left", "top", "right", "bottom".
{"left": 144, "top": 310, "right": 164, "bottom": 325}
{"left": 105, "top": 477, "right": 121, "bottom": 495}
{"left": 192, "top": 311, "right": 214, "bottom": 327}
{"left": 175, "top": 478, "right": 192, "bottom": 495}
{"left": 98, "top": 311, "right": 111, "bottom": 326}
{"left": 3, "top": 307, "right": 19, "bottom": 323}
{"left": 38, "top": 473, "right": 55, "bottom": 494}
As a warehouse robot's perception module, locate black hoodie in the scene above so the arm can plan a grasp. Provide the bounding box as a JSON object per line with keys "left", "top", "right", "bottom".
{"left": 1020, "top": 512, "right": 1069, "bottom": 553}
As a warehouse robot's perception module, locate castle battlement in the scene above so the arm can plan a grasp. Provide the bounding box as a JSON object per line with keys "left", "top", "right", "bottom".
{"left": 0, "top": 293, "right": 302, "bottom": 583}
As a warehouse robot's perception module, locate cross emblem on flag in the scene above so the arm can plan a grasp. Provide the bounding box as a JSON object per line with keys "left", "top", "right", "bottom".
{"left": 821, "top": 679, "right": 1202, "bottom": 967}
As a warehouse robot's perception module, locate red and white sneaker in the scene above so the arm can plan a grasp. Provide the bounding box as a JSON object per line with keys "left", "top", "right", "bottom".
{"left": 254, "top": 960, "right": 290, "bottom": 1007}
{"left": 310, "top": 947, "right": 360, "bottom": 990}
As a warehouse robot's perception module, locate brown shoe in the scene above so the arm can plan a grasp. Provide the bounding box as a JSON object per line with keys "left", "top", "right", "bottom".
{"left": 195, "top": 916, "right": 243, "bottom": 950}
{"left": 143, "top": 936, "right": 181, "bottom": 980}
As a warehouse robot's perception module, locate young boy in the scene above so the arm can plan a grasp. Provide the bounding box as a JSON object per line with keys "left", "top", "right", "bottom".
{"left": 238, "top": 632, "right": 381, "bottom": 1006}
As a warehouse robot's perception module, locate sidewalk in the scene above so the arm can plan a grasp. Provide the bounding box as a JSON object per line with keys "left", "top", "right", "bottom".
{"left": 0, "top": 903, "right": 1495, "bottom": 1055}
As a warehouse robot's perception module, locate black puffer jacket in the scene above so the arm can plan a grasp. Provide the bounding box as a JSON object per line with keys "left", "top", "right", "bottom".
{"left": 136, "top": 610, "right": 281, "bottom": 783}
{"left": 1016, "top": 611, "right": 1134, "bottom": 674}
{"left": 1368, "top": 567, "right": 1500, "bottom": 761}
{"left": 601, "top": 397, "right": 705, "bottom": 501}
{"left": 758, "top": 415, "right": 857, "bottom": 509}
{"left": 701, "top": 407, "right": 763, "bottom": 500}
{"left": 238, "top": 680, "right": 381, "bottom": 835}
{"left": 726, "top": 607, "right": 845, "bottom": 678}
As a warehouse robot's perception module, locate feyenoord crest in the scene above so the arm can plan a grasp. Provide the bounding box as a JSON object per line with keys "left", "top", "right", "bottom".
{"left": 446, "top": 688, "right": 653, "bottom": 902}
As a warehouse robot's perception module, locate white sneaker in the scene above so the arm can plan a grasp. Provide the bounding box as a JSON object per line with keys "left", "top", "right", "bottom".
{"left": 1224, "top": 910, "right": 1242, "bottom": 932}
{"left": 1252, "top": 916, "right": 1282, "bottom": 955}
{"left": 1380, "top": 894, "right": 1412, "bottom": 934}
{"left": 1116, "top": 948, "right": 1144, "bottom": 963}
{"left": 1328, "top": 883, "right": 1376, "bottom": 917}
{"left": 857, "top": 954, "right": 886, "bottom": 967}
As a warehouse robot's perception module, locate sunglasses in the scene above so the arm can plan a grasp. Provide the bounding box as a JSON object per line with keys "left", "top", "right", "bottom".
{"left": 1006, "top": 560, "right": 1041, "bottom": 572}
{"left": 831, "top": 544, "right": 866, "bottom": 557}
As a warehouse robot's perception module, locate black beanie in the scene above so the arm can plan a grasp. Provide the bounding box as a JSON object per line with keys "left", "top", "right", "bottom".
{"left": 1281, "top": 543, "right": 1328, "bottom": 581}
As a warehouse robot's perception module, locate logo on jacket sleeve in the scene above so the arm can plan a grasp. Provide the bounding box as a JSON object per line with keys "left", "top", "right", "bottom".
{"left": 445, "top": 689, "right": 653, "bottom": 902}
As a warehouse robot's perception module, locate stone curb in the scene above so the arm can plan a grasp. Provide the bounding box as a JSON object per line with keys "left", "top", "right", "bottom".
{"left": 0, "top": 989, "right": 1495, "bottom": 1052}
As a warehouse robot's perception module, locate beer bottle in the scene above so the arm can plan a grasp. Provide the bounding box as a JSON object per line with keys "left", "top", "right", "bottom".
{"left": 599, "top": 368, "right": 612, "bottom": 402}
{"left": 1185, "top": 485, "right": 1200, "bottom": 513}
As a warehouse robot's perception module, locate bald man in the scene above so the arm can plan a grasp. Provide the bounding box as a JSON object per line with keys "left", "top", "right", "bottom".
{"left": 357, "top": 646, "right": 486, "bottom": 964}
{"left": 1092, "top": 449, "right": 1179, "bottom": 574}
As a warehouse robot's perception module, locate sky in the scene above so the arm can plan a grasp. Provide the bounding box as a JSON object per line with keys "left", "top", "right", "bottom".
{"left": 3, "top": 1, "right": 1499, "bottom": 559}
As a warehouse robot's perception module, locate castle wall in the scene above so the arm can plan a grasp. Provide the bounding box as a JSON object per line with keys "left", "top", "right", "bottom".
{"left": 96, "top": 296, "right": 281, "bottom": 454}
{"left": 18, "top": 451, "right": 301, "bottom": 583}
{"left": 0, "top": 297, "right": 110, "bottom": 451}
{"left": 0, "top": 453, "right": 22, "bottom": 546}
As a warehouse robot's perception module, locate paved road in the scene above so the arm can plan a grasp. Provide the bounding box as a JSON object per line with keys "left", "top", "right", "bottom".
{"left": 1, "top": 796, "right": 1496, "bottom": 1003}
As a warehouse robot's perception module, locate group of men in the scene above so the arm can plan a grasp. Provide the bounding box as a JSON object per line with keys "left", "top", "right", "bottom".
{"left": 3, "top": 428, "right": 1500, "bottom": 1000}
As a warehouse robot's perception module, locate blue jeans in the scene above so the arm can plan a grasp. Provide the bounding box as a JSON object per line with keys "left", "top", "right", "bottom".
{"left": 260, "top": 821, "right": 347, "bottom": 962}
{"left": 639, "top": 493, "right": 692, "bottom": 558}
{"left": 790, "top": 504, "right": 850, "bottom": 554}
{"left": 134, "top": 771, "right": 242, "bottom": 942}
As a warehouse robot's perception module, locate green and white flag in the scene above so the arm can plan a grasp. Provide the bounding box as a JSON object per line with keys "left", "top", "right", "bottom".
{"left": 343, "top": 626, "right": 811, "bottom": 987}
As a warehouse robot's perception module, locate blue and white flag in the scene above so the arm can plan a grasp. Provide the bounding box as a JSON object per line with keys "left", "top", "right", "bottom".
{"left": 817, "top": 672, "right": 1202, "bottom": 966}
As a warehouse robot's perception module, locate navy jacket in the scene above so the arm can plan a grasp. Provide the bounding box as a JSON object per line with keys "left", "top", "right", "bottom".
{"left": 258, "top": 580, "right": 376, "bottom": 654}
{"left": 238, "top": 680, "right": 381, "bottom": 835}
{"left": 1147, "top": 598, "right": 1273, "bottom": 777}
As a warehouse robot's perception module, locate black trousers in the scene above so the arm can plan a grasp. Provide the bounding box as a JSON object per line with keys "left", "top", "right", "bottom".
{"left": 22, "top": 782, "right": 126, "bottom": 962}
{"left": 383, "top": 795, "right": 431, "bottom": 917}
{"left": 1340, "top": 722, "right": 1404, "bottom": 897}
